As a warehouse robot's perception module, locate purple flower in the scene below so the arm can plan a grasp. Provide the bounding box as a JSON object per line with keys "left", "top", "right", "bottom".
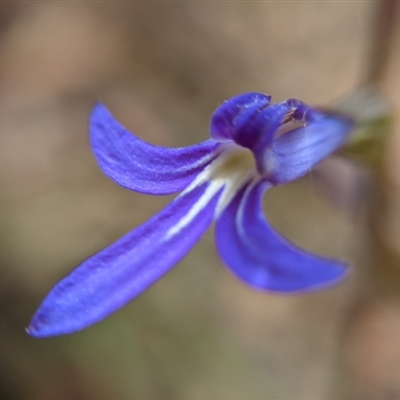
{"left": 27, "top": 93, "right": 353, "bottom": 337}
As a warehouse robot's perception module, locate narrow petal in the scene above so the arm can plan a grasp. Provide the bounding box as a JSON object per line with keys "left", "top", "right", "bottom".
{"left": 267, "top": 111, "right": 354, "bottom": 185}
{"left": 28, "top": 182, "right": 222, "bottom": 337}
{"left": 210, "top": 92, "right": 271, "bottom": 142}
{"left": 215, "top": 181, "right": 348, "bottom": 292}
{"left": 90, "top": 103, "right": 220, "bottom": 195}
{"left": 232, "top": 102, "right": 294, "bottom": 153}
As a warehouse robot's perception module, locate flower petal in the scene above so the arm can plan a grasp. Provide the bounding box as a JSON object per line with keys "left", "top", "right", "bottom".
{"left": 210, "top": 92, "right": 271, "bottom": 142}
{"left": 232, "top": 102, "right": 293, "bottom": 152}
{"left": 215, "top": 181, "right": 348, "bottom": 292}
{"left": 211, "top": 95, "right": 317, "bottom": 177}
{"left": 268, "top": 111, "right": 354, "bottom": 185}
{"left": 91, "top": 103, "right": 220, "bottom": 195}
{"left": 28, "top": 182, "right": 222, "bottom": 337}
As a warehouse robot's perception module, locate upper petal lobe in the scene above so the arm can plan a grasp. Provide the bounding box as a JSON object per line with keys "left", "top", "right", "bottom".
{"left": 91, "top": 103, "right": 220, "bottom": 195}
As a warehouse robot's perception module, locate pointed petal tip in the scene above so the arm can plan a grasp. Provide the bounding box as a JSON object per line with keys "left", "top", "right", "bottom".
{"left": 25, "top": 325, "right": 35, "bottom": 337}
{"left": 26, "top": 314, "right": 62, "bottom": 338}
{"left": 225, "top": 257, "right": 350, "bottom": 295}
{"left": 284, "top": 260, "right": 350, "bottom": 294}
{"left": 27, "top": 308, "right": 92, "bottom": 338}
{"left": 26, "top": 326, "right": 47, "bottom": 339}
{"left": 90, "top": 100, "right": 107, "bottom": 114}
{"left": 26, "top": 319, "right": 53, "bottom": 339}
{"left": 90, "top": 102, "right": 114, "bottom": 132}
{"left": 90, "top": 100, "right": 104, "bottom": 118}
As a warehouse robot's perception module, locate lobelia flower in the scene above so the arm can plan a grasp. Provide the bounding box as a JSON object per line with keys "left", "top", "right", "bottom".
{"left": 27, "top": 93, "right": 354, "bottom": 338}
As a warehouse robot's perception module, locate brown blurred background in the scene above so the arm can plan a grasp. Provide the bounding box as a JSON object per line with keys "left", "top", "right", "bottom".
{"left": 0, "top": 2, "right": 399, "bottom": 399}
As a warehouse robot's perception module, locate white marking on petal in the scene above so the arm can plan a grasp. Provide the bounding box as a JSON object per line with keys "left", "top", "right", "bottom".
{"left": 187, "top": 143, "right": 225, "bottom": 169}
{"left": 165, "top": 144, "right": 259, "bottom": 239}
{"left": 236, "top": 179, "right": 259, "bottom": 238}
{"left": 215, "top": 162, "right": 255, "bottom": 216}
{"left": 165, "top": 180, "right": 223, "bottom": 238}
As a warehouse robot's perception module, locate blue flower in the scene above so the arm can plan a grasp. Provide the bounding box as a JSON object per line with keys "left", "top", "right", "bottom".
{"left": 27, "top": 93, "right": 353, "bottom": 337}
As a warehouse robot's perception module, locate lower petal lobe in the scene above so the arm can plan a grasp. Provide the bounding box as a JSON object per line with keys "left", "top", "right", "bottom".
{"left": 91, "top": 103, "right": 220, "bottom": 195}
{"left": 215, "top": 181, "right": 348, "bottom": 292}
{"left": 28, "top": 182, "right": 221, "bottom": 337}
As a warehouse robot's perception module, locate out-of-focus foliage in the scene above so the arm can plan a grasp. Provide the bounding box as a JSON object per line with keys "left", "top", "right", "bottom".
{"left": 337, "top": 86, "right": 393, "bottom": 167}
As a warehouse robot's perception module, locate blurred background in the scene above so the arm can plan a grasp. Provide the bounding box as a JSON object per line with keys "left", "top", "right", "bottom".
{"left": 0, "top": 1, "right": 399, "bottom": 399}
